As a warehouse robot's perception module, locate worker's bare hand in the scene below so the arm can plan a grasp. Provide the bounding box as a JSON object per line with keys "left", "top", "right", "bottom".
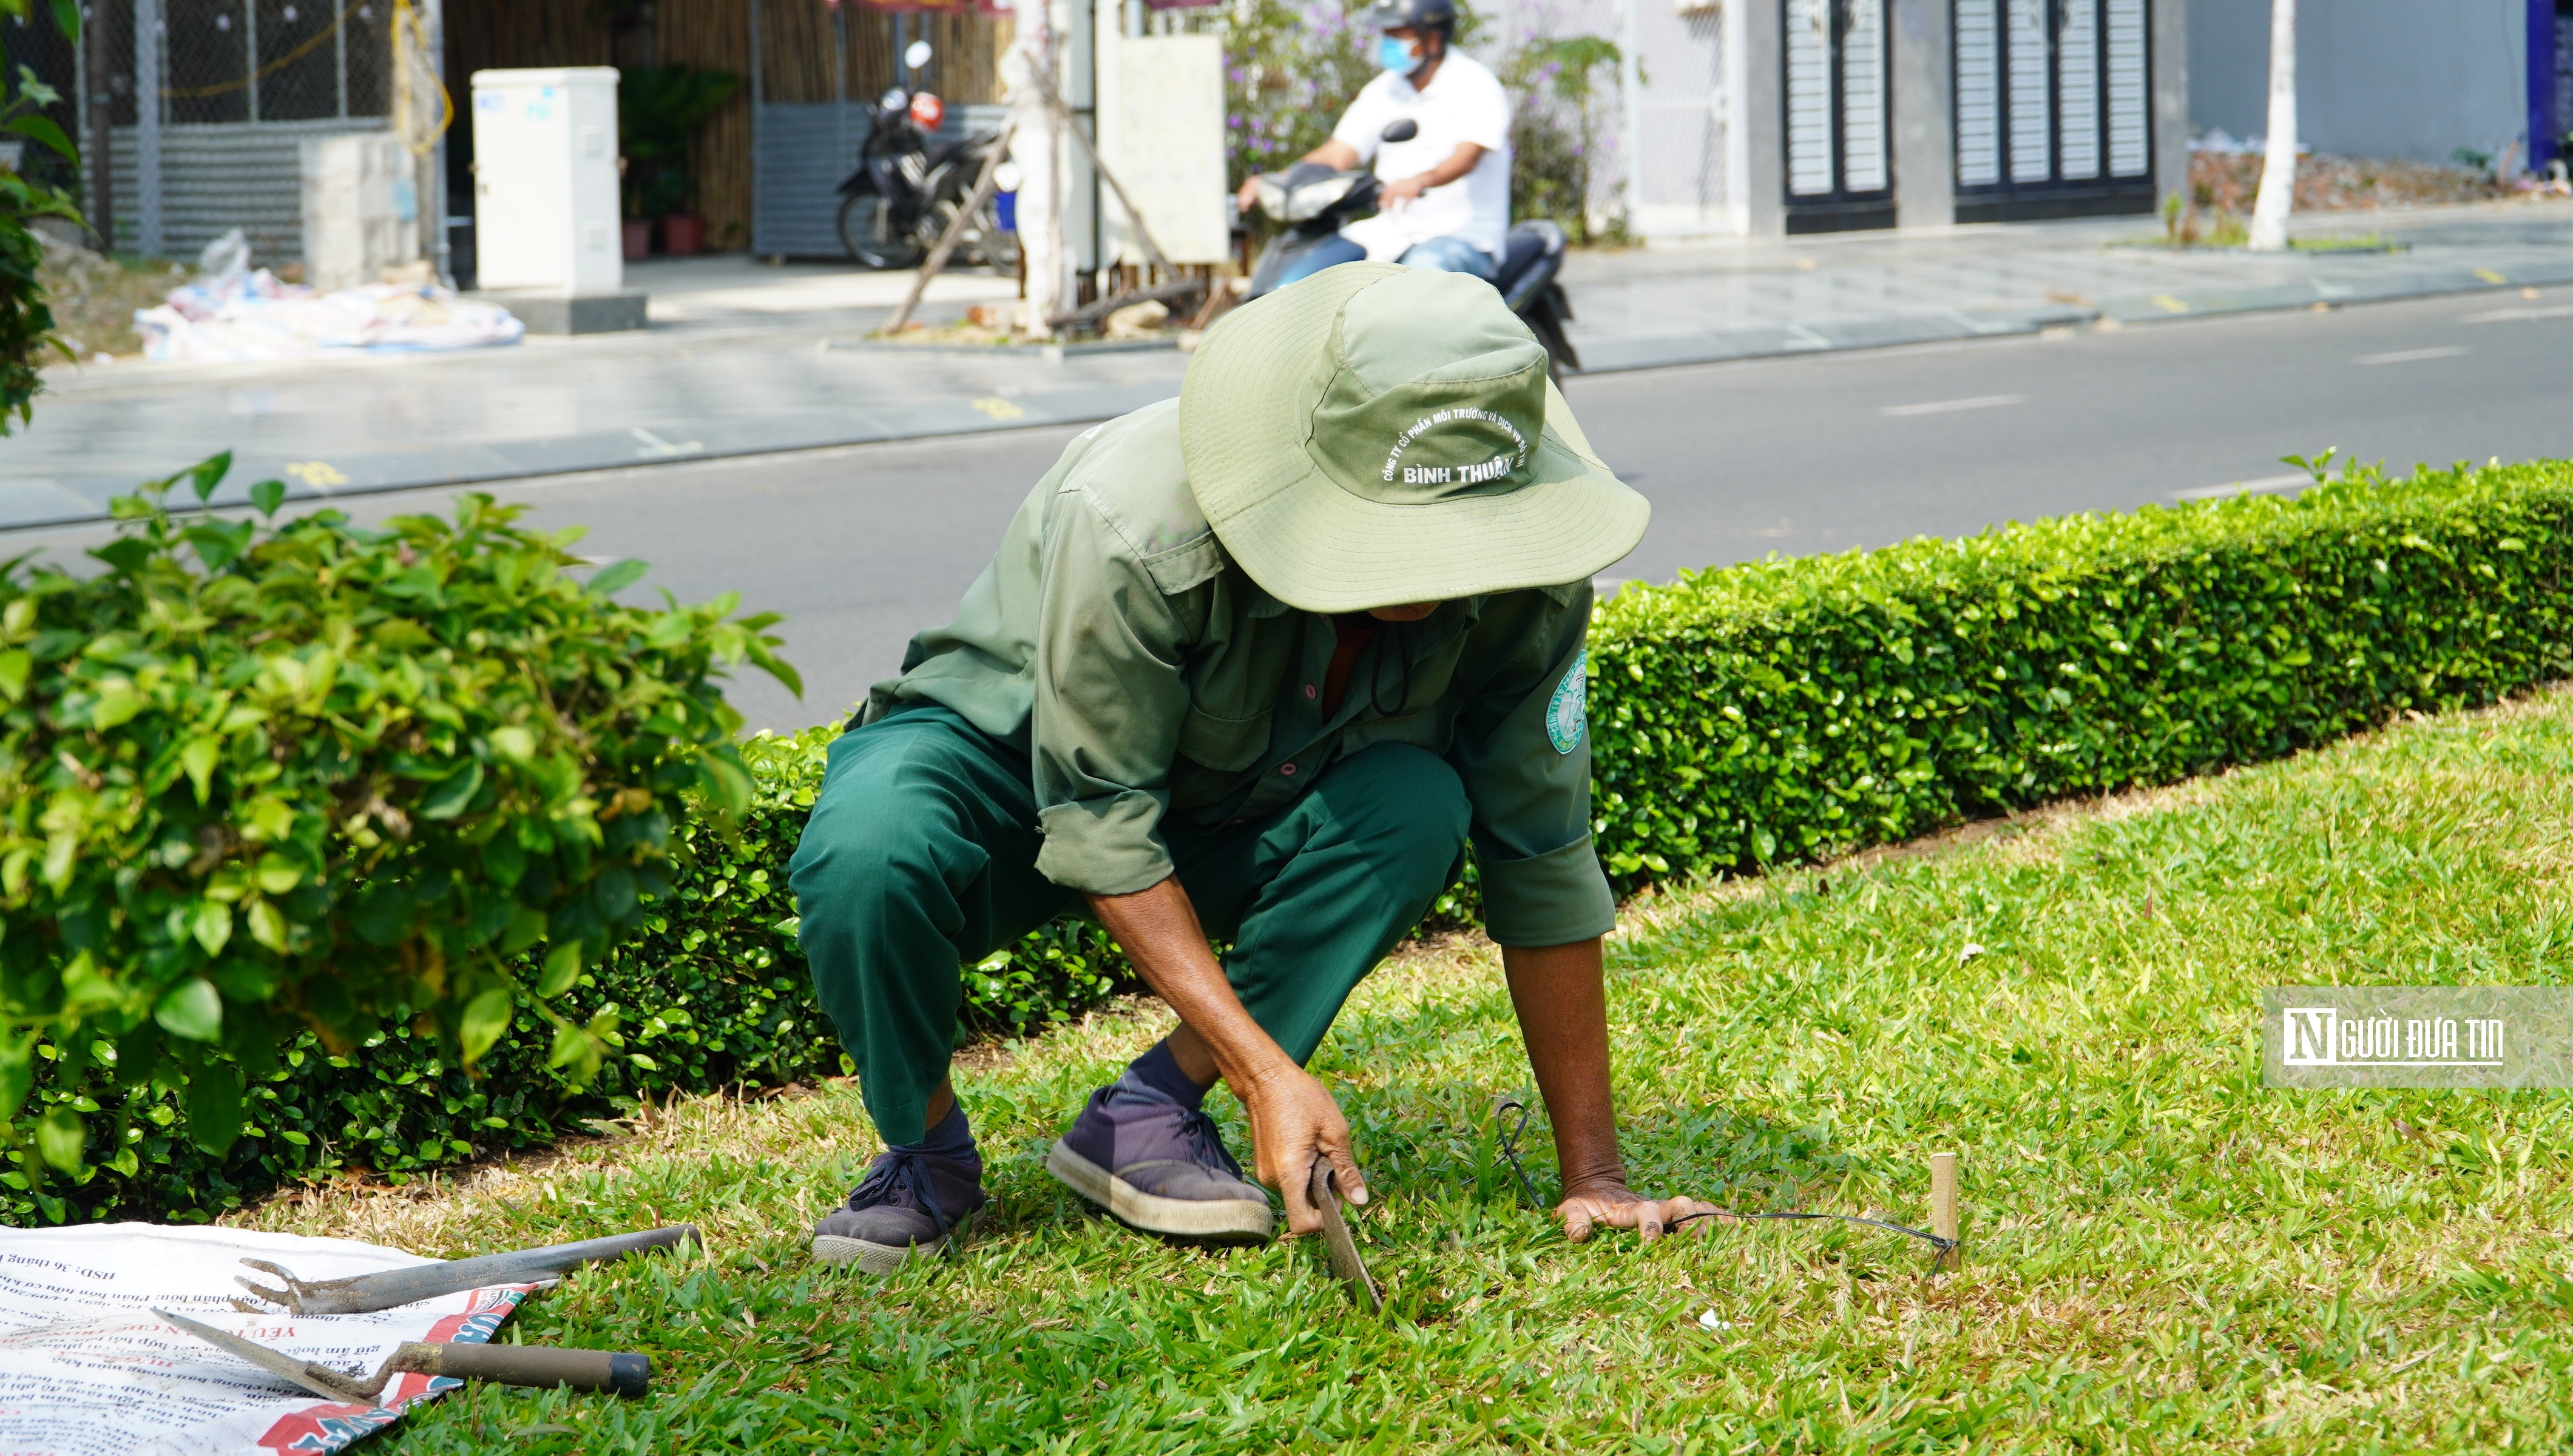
{"left": 1239, "top": 1063, "right": 1365, "bottom": 1235}
{"left": 1378, "top": 173, "right": 1430, "bottom": 207}
{"left": 1557, "top": 1180, "right": 1724, "bottom": 1245}
{"left": 1236, "top": 175, "right": 1265, "bottom": 214}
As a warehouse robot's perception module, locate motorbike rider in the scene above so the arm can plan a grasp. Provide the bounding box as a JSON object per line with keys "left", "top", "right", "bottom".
{"left": 1234, "top": 0, "right": 1512, "bottom": 288}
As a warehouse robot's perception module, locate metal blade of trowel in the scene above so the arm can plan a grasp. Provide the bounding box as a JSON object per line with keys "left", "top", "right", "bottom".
{"left": 1305, "top": 1160, "right": 1382, "bottom": 1315}
{"left": 155, "top": 1309, "right": 383, "bottom": 1404}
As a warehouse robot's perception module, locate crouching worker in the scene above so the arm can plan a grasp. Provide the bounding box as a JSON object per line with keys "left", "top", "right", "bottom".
{"left": 788, "top": 264, "right": 1717, "bottom": 1272}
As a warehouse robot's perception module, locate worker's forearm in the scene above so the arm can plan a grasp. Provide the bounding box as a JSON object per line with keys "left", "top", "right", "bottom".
{"left": 1089, "top": 878, "right": 1296, "bottom": 1091}
{"left": 1501, "top": 937, "right": 1626, "bottom": 1191}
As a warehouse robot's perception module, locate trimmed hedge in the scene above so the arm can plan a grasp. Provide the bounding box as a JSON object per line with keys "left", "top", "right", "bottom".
{"left": 22, "top": 456, "right": 2573, "bottom": 1221}
{"left": 1583, "top": 457, "right": 2573, "bottom": 884}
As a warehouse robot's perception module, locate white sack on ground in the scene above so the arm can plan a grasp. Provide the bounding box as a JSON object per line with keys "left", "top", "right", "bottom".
{"left": 137, "top": 275, "right": 525, "bottom": 364}
{"left": 0, "top": 1224, "right": 534, "bottom": 1456}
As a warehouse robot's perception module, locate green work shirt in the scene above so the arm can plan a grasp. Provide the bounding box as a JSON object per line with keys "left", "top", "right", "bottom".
{"left": 860, "top": 397, "right": 1616, "bottom": 948}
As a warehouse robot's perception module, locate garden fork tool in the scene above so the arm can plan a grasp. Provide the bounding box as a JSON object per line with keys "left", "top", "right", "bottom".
{"left": 1307, "top": 1159, "right": 1381, "bottom": 1315}
{"left": 156, "top": 1309, "right": 652, "bottom": 1402}
{"left": 233, "top": 1225, "right": 700, "bottom": 1316}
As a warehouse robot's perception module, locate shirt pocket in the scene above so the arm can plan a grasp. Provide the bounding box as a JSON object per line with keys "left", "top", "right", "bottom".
{"left": 1177, "top": 704, "right": 1273, "bottom": 773}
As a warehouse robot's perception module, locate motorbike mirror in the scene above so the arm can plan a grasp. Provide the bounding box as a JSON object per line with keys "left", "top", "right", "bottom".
{"left": 904, "top": 39, "right": 933, "bottom": 70}
{"left": 1380, "top": 118, "right": 1419, "bottom": 143}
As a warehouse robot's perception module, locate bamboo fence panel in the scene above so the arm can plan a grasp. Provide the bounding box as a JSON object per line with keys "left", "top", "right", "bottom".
{"left": 659, "top": 0, "right": 753, "bottom": 248}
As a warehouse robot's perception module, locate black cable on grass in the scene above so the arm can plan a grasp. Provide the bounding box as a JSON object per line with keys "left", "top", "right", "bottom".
{"left": 1493, "top": 1095, "right": 1546, "bottom": 1209}
{"left": 1493, "top": 1094, "right": 1961, "bottom": 1270}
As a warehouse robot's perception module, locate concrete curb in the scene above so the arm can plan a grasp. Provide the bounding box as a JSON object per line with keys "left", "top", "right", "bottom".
{"left": 17, "top": 380, "right": 1189, "bottom": 528}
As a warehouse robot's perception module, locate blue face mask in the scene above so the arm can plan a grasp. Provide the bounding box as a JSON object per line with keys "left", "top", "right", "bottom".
{"left": 1377, "top": 35, "right": 1418, "bottom": 74}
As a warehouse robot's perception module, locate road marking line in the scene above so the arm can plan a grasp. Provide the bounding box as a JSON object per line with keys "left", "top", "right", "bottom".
{"left": 631, "top": 426, "right": 705, "bottom": 457}
{"left": 2174, "top": 472, "right": 2320, "bottom": 501}
{"left": 2355, "top": 346, "right": 2470, "bottom": 365}
{"left": 2152, "top": 294, "right": 2190, "bottom": 313}
{"left": 1879, "top": 394, "right": 2028, "bottom": 417}
{"left": 2475, "top": 268, "right": 2509, "bottom": 284}
{"left": 284, "top": 460, "right": 348, "bottom": 490}
{"left": 972, "top": 397, "right": 1029, "bottom": 420}
{"left": 2462, "top": 303, "right": 2573, "bottom": 323}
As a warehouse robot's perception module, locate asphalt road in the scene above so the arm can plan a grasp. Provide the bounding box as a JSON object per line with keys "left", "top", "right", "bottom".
{"left": 24, "top": 287, "right": 2573, "bottom": 732}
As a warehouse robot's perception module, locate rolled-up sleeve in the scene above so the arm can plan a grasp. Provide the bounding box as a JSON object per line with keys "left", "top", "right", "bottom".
{"left": 1030, "top": 488, "right": 1194, "bottom": 897}
{"left": 1451, "top": 586, "right": 1617, "bottom": 946}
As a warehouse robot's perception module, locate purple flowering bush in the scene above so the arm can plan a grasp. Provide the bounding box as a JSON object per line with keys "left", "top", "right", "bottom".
{"left": 1496, "top": 30, "right": 1628, "bottom": 243}
{"left": 1215, "top": 0, "right": 1379, "bottom": 190}
{"left": 1178, "top": 0, "right": 1626, "bottom": 243}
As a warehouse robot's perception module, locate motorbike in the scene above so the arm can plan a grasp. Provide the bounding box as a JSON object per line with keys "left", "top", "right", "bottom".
{"left": 1242, "top": 120, "right": 1579, "bottom": 379}
{"left": 836, "top": 86, "right": 1019, "bottom": 272}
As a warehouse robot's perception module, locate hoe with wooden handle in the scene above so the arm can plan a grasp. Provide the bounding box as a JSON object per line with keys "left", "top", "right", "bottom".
{"left": 157, "top": 1309, "right": 652, "bottom": 1404}
{"left": 232, "top": 1225, "right": 698, "bottom": 1316}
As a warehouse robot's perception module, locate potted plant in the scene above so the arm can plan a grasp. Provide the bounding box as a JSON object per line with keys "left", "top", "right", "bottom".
{"left": 618, "top": 66, "right": 742, "bottom": 257}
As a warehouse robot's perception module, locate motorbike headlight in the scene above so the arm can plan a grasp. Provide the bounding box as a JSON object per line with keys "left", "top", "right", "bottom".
{"left": 1254, "top": 174, "right": 1292, "bottom": 220}
{"left": 1283, "top": 174, "right": 1356, "bottom": 224}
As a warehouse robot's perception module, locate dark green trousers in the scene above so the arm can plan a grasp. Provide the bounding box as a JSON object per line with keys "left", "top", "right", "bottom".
{"left": 787, "top": 706, "right": 1470, "bottom": 1145}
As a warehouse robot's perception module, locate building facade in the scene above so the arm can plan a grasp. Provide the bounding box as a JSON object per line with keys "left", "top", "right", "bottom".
{"left": 2189, "top": 0, "right": 2569, "bottom": 175}
{"left": 1473, "top": 0, "right": 2189, "bottom": 239}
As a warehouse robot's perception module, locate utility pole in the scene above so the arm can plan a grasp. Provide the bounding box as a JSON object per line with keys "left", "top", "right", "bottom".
{"left": 424, "top": 0, "right": 451, "bottom": 285}
{"left": 136, "top": 0, "right": 164, "bottom": 257}
{"left": 81, "top": 1, "right": 116, "bottom": 251}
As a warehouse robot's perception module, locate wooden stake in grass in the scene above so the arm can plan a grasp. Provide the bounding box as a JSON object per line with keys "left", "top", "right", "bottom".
{"left": 1929, "top": 1151, "right": 1959, "bottom": 1258}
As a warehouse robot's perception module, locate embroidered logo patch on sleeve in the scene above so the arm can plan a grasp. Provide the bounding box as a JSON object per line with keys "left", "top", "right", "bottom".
{"left": 1546, "top": 650, "right": 1588, "bottom": 754}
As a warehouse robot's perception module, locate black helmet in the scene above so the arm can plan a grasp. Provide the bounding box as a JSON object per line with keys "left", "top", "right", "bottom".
{"left": 1362, "top": 0, "right": 1455, "bottom": 35}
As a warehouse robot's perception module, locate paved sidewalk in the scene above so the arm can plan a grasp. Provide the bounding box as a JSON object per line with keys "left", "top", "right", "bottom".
{"left": 9, "top": 198, "right": 2570, "bottom": 530}
{"left": 1559, "top": 200, "right": 2573, "bottom": 367}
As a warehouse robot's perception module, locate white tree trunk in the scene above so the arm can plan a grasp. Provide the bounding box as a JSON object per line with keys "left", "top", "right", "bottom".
{"left": 1004, "top": 10, "right": 1066, "bottom": 337}
{"left": 2247, "top": 0, "right": 2296, "bottom": 252}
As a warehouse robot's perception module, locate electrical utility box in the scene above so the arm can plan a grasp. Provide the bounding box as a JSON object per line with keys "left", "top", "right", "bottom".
{"left": 470, "top": 67, "right": 632, "bottom": 324}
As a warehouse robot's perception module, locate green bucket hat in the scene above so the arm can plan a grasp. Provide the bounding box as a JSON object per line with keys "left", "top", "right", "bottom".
{"left": 1179, "top": 262, "right": 1649, "bottom": 613}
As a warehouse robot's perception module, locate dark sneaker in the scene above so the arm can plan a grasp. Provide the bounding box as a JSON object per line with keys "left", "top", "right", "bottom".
{"left": 810, "top": 1148, "right": 988, "bottom": 1273}
{"left": 1046, "top": 1087, "right": 1275, "bottom": 1241}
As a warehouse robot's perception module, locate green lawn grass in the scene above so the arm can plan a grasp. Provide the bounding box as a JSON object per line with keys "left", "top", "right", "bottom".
{"left": 242, "top": 687, "right": 2573, "bottom": 1453}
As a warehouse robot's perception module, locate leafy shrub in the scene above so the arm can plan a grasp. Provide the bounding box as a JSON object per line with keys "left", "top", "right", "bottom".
{"left": 0, "top": 460, "right": 791, "bottom": 1219}
{"left": 24, "top": 454, "right": 2573, "bottom": 1224}
{"left": 12, "top": 722, "right": 1134, "bottom": 1225}
{"left": 617, "top": 65, "right": 745, "bottom": 220}
{"left": 1, "top": 0, "right": 84, "bottom": 433}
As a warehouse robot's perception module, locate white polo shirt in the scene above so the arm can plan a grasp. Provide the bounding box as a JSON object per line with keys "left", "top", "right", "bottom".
{"left": 1330, "top": 50, "right": 1513, "bottom": 264}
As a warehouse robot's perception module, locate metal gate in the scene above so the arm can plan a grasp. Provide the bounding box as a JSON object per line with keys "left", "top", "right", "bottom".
{"left": 1952, "top": 0, "right": 2152, "bottom": 222}
{"left": 1782, "top": 0, "right": 1893, "bottom": 234}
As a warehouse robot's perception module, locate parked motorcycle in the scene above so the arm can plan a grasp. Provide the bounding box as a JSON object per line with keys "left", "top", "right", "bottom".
{"left": 837, "top": 86, "right": 1019, "bottom": 272}
{"left": 1242, "top": 120, "right": 1579, "bottom": 379}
